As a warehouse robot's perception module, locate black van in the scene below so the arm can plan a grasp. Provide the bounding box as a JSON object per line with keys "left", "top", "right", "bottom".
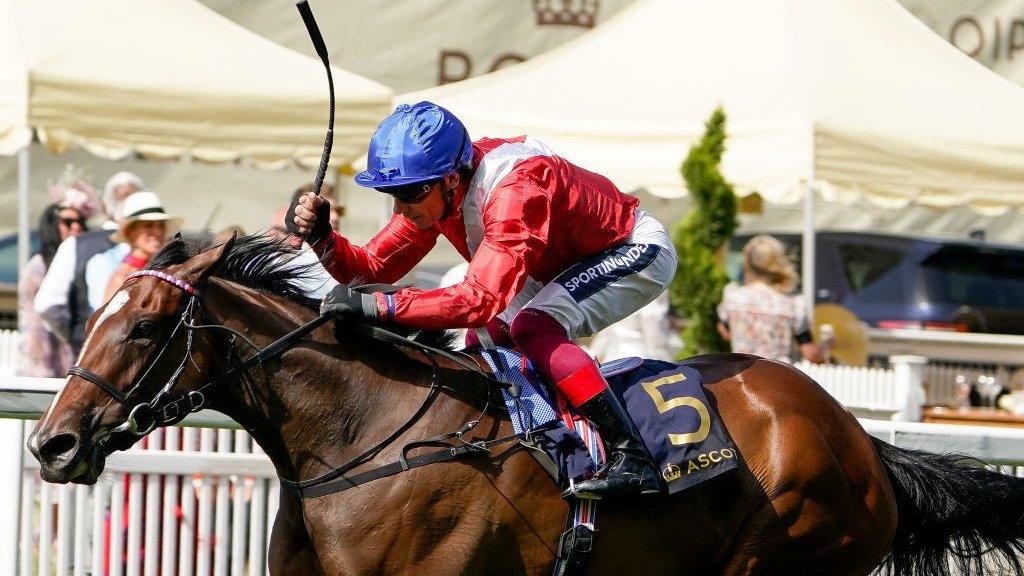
{"left": 727, "top": 232, "right": 1024, "bottom": 335}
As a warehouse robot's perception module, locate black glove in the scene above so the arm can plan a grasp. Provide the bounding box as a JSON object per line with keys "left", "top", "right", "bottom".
{"left": 320, "top": 284, "right": 379, "bottom": 320}
{"left": 285, "top": 193, "right": 333, "bottom": 245}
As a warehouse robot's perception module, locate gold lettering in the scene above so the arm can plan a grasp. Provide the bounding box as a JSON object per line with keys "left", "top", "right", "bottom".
{"left": 686, "top": 460, "right": 700, "bottom": 474}
{"left": 721, "top": 448, "right": 735, "bottom": 459}
{"left": 709, "top": 451, "right": 722, "bottom": 463}
{"left": 641, "top": 373, "right": 711, "bottom": 445}
{"left": 698, "top": 454, "right": 709, "bottom": 468}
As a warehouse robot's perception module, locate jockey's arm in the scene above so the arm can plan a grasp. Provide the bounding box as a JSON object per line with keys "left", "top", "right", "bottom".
{"left": 313, "top": 214, "right": 438, "bottom": 284}
{"left": 379, "top": 183, "right": 551, "bottom": 331}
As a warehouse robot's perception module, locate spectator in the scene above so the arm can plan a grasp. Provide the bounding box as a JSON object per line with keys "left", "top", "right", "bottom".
{"left": 18, "top": 192, "right": 94, "bottom": 376}
{"left": 103, "top": 191, "right": 181, "bottom": 301}
{"left": 717, "top": 235, "right": 822, "bottom": 363}
{"left": 84, "top": 173, "right": 146, "bottom": 309}
{"left": 34, "top": 171, "right": 115, "bottom": 357}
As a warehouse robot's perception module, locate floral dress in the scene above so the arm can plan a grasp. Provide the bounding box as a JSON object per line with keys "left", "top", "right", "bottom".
{"left": 717, "top": 281, "right": 808, "bottom": 362}
{"left": 18, "top": 254, "right": 74, "bottom": 377}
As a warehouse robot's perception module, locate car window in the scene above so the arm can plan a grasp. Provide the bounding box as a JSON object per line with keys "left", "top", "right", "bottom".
{"left": 0, "top": 236, "right": 20, "bottom": 285}
{"left": 0, "top": 233, "right": 40, "bottom": 285}
{"left": 838, "top": 244, "right": 904, "bottom": 294}
{"left": 920, "top": 246, "right": 1024, "bottom": 308}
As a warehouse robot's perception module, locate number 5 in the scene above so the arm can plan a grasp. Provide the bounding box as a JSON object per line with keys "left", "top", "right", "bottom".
{"left": 641, "top": 373, "right": 711, "bottom": 446}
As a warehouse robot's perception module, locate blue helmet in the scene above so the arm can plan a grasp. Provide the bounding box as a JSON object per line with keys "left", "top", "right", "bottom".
{"left": 354, "top": 101, "right": 473, "bottom": 189}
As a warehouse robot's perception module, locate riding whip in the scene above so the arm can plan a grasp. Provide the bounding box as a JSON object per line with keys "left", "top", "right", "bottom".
{"left": 296, "top": 0, "right": 335, "bottom": 199}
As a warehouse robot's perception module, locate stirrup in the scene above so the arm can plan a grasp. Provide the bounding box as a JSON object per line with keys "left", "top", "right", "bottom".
{"left": 561, "top": 456, "right": 662, "bottom": 500}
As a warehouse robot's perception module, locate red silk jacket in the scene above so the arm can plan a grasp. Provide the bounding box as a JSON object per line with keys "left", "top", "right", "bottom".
{"left": 314, "top": 137, "right": 639, "bottom": 330}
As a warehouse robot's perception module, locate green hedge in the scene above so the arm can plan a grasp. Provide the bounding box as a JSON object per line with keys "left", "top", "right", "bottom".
{"left": 669, "top": 107, "right": 739, "bottom": 358}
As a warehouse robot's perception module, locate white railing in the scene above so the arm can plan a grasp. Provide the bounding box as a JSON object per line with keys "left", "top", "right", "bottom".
{"left": 795, "top": 355, "right": 927, "bottom": 421}
{"left": 0, "top": 328, "right": 18, "bottom": 377}
{"left": 868, "top": 327, "right": 1024, "bottom": 366}
{"left": 859, "top": 418, "right": 1024, "bottom": 466}
{"left": 0, "top": 371, "right": 275, "bottom": 576}
{"left": 13, "top": 420, "right": 277, "bottom": 576}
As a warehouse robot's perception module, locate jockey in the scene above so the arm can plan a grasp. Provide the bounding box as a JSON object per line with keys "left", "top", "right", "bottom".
{"left": 288, "top": 101, "right": 677, "bottom": 499}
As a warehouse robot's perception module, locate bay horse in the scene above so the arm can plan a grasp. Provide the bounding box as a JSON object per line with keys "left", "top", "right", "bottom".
{"left": 27, "top": 234, "right": 1024, "bottom": 575}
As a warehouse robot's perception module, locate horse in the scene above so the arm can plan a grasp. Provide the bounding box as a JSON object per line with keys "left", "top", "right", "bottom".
{"left": 27, "top": 233, "right": 1024, "bottom": 575}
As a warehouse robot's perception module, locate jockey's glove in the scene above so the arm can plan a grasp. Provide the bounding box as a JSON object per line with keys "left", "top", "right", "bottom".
{"left": 320, "top": 284, "right": 379, "bottom": 320}
{"left": 285, "top": 192, "right": 333, "bottom": 245}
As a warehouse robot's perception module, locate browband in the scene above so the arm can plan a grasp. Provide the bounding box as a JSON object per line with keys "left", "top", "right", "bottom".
{"left": 126, "top": 269, "right": 198, "bottom": 295}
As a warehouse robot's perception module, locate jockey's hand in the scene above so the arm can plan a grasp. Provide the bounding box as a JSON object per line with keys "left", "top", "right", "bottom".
{"left": 285, "top": 191, "right": 332, "bottom": 244}
{"left": 320, "top": 284, "right": 379, "bottom": 320}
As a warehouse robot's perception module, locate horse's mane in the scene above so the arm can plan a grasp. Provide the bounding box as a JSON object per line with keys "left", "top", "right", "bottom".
{"left": 147, "top": 232, "right": 457, "bottom": 351}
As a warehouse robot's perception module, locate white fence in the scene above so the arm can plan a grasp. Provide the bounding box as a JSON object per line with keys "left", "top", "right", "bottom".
{"left": 0, "top": 371, "right": 276, "bottom": 576}
{"left": 0, "top": 329, "right": 18, "bottom": 377}
{"left": 795, "top": 355, "right": 927, "bottom": 421}
{"left": 10, "top": 419, "right": 277, "bottom": 576}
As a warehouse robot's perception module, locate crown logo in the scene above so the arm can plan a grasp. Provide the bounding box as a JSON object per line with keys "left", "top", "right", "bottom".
{"left": 533, "top": 0, "right": 599, "bottom": 28}
{"left": 662, "top": 463, "right": 682, "bottom": 483}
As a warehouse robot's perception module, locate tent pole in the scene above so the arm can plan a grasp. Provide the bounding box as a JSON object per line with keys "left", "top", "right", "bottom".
{"left": 17, "top": 146, "right": 30, "bottom": 274}
{"left": 802, "top": 166, "right": 815, "bottom": 327}
{"left": 802, "top": 123, "right": 816, "bottom": 326}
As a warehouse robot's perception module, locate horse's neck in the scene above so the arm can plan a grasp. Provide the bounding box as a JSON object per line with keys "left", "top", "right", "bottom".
{"left": 202, "top": 281, "right": 486, "bottom": 482}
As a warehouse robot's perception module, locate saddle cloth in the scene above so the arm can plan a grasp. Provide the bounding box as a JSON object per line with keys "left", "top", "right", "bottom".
{"left": 481, "top": 347, "right": 738, "bottom": 494}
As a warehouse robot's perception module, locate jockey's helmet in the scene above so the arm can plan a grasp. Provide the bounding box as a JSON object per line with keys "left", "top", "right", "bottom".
{"left": 354, "top": 101, "right": 473, "bottom": 192}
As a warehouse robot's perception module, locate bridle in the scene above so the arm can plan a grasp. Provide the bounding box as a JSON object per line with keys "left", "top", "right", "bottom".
{"left": 68, "top": 270, "right": 212, "bottom": 440}
{"left": 66, "top": 267, "right": 529, "bottom": 497}
{"left": 68, "top": 269, "right": 333, "bottom": 444}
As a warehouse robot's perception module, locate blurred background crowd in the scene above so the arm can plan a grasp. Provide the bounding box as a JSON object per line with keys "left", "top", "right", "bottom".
{"left": 16, "top": 168, "right": 345, "bottom": 378}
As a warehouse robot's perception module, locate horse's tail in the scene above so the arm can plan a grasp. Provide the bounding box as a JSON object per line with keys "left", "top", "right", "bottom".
{"left": 872, "top": 436, "right": 1024, "bottom": 576}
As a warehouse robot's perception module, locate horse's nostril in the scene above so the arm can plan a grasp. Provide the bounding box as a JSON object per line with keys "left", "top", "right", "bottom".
{"left": 38, "top": 433, "right": 80, "bottom": 465}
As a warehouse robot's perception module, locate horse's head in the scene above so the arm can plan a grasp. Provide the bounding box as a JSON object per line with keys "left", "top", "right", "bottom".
{"left": 28, "top": 235, "right": 235, "bottom": 484}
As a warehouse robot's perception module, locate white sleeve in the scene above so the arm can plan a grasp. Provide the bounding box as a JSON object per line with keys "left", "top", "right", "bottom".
{"left": 288, "top": 247, "right": 340, "bottom": 299}
{"left": 717, "top": 282, "right": 736, "bottom": 322}
{"left": 792, "top": 294, "right": 809, "bottom": 334}
{"left": 85, "top": 253, "right": 109, "bottom": 310}
{"left": 33, "top": 237, "right": 77, "bottom": 338}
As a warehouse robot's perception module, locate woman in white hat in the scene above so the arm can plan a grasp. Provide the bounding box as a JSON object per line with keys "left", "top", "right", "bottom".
{"left": 103, "top": 191, "right": 182, "bottom": 301}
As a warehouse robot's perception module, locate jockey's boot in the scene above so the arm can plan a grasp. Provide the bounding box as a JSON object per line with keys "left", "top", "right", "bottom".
{"left": 568, "top": 388, "right": 662, "bottom": 500}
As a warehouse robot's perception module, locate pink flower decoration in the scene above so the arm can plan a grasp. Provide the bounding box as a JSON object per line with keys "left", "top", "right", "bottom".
{"left": 58, "top": 185, "right": 99, "bottom": 217}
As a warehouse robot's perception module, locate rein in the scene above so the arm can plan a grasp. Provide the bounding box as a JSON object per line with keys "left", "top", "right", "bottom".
{"left": 68, "top": 270, "right": 334, "bottom": 439}
{"left": 68, "top": 268, "right": 524, "bottom": 498}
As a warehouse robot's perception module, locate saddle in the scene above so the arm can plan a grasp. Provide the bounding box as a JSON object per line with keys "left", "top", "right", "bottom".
{"left": 480, "top": 347, "right": 738, "bottom": 494}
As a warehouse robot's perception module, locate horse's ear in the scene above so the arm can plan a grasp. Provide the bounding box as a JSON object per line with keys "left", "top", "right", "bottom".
{"left": 178, "top": 232, "right": 236, "bottom": 285}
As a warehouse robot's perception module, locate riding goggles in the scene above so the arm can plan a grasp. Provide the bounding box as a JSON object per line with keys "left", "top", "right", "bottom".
{"left": 376, "top": 180, "right": 438, "bottom": 204}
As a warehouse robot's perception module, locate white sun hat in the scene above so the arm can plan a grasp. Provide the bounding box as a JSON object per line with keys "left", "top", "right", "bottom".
{"left": 111, "top": 191, "right": 183, "bottom": 243}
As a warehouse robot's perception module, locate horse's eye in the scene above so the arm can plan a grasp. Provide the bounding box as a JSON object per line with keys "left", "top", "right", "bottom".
{"left": 131, "top": 320, "right": 156, "bottom": 340}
